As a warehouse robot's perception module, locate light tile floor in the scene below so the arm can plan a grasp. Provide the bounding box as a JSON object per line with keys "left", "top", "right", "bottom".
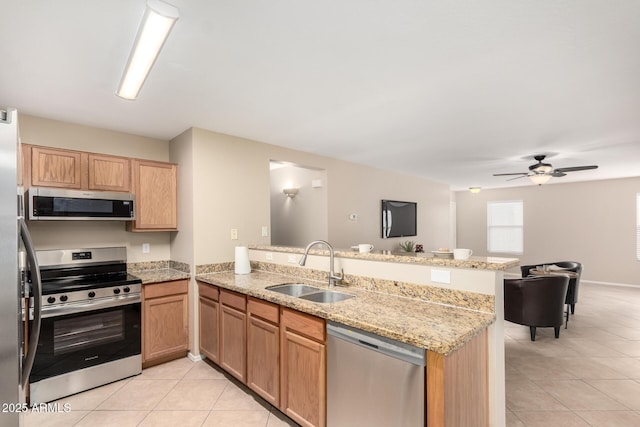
{"left": 506, "top": 283, "right": 640, "bottom": 427}
{"left": 24, "top": 357, "right": 298, "bottom": 427}
{"left": 23, "top": 282, "right": 640, "bottom": 426}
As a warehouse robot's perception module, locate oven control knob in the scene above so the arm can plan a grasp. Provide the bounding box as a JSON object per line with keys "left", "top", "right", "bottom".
{"left": 88, "top": 291, "right": 96, "bottom": 298}
{"left": 60, "top": 295, "right": 68, "bottom": 302}
{"left": 123, "top": 287, "right": 130, "bottom": 293}
{"left": 47, "top": 296, "right": 55, "bottom": 304}
{"left": 113, "top": 288, "right": 121, "bottom": 295}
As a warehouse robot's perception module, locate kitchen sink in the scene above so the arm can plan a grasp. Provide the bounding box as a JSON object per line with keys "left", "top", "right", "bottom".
{"left": 266, "top": 284, "right": 355, "bottom": 303}
{"left": 265, "top": 283, "right": 323, "bottom": 297}
{"left": 298, "top": 291, "right": 355, "bottom": 303}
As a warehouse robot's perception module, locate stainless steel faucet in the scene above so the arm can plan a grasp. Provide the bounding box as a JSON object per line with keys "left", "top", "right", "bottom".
{"left": 299, "top": 240, "right": 343, "bottom": 287}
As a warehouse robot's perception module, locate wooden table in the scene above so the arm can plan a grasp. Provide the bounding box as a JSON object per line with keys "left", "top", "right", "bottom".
{"left": 530, "top": 268, "right": 578, "bottom": 278}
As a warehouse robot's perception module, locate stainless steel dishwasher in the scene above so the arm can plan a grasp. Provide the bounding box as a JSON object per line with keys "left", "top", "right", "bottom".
{"left": 327, "top": 321, "right": 426, "bottom": 427}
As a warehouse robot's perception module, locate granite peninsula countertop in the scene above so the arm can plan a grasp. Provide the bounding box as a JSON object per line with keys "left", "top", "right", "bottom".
{"left": 196, "top": 270, "right": 495, "bottom": 355}
{"left": 249, "top": 245, "right": 519, "bottom": 270}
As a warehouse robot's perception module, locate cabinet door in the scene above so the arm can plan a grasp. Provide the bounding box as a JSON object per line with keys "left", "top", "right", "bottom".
{"left": 280, "top": 330, "right": 326, "bottom": 427}
{"left": 220, "top": 304, "right": 246, "bottom": 382}
{"left": 247, "top": 314, "right": 279, "bottom": 405}
{"left": 31, "top": 146, "right": 82, "bottom": 189}
{"left": 199, "top": 295, "right": 220, "bottom": 364}
{"left": 88, "top": 154, "right": 130, "bottom": 192}
{"left": 132, "top": 160, "right": 177, "bottom": 231}
{"left": 143, "top": 293, "right": 188, "bottom": 362}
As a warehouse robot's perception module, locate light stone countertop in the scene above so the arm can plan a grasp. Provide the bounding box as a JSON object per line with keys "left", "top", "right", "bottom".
{"left": 249, "top": 244, "right": 519, "bottom": 270}
{"left": 196, "top": 269, "right": 495, "bottom": 355}
{"left": 130, "top": 268, "right": 191, "bottom": 285}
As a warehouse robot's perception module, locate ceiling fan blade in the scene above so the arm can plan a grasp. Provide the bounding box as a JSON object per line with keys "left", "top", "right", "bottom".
{"left": 551, "top": 171, "right": 566, "bottom": 177}
{"left": 554, "top": 165, "right": 598, "bottom": 173}
{"left": 493, "top": 172, "right": 528, "bottom": 176}
{"left": 506, "top": 175, "right": 528, "bottom": 181}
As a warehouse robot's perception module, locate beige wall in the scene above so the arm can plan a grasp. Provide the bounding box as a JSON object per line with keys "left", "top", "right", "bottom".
{"left": 270, "top": 164, "right": 329, "bottom": 246}
{"left": 19, "top": 115, "right": 174, "bottom": 262}
{"left": 456, "top": 177, "right": 640, "bottom": 285}
{"left": 180, "top": 127, "right": 452, "bottom": 265}
{"left": 20, "top": 115, "right": 169, "bottom": 161}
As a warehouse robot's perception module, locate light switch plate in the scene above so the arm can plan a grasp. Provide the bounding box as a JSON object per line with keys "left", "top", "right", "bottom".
{"left": 231, "top": 229, "right": 238, "bottom": 240}
{"left": 142, "top": 243, "right": 150, "bottom": 254}
{"left": 261, "top": 226, "right": 269, "bottom": 237}
{"left": 265, "top": 252, "right": 274, "bottom": 261}
{"left": 288, "top": 254, "right": 298, "bottom": 263}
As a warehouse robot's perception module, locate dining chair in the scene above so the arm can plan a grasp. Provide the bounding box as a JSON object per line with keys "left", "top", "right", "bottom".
{"left": 504, "top": 275, "right": 570, "bottom": 341}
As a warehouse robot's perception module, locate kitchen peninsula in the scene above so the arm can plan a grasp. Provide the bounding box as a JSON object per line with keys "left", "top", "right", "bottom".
{"left": 196, "top": 246, "right": 517, "bottom": 427}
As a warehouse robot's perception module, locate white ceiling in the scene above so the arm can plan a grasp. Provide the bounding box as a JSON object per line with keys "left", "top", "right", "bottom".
{"left": 2, "top": 0, "right": 639, "bottom": 191}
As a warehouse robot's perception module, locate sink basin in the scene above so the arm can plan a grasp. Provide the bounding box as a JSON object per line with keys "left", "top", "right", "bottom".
{"left": 266, "top": 283, "right": 323, "bottom": 297}
{"left": 298, "top": 290, "right": 355, "bottom": 303}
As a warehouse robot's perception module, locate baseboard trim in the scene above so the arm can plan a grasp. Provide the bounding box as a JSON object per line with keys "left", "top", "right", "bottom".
{"left": 581, "top": 279, "right": 640, "bottom": 288}
{"left": 188, "top": 352, "right": 204, "bottom": 362}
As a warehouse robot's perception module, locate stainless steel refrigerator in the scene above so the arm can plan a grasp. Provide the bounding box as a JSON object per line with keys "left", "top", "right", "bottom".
{"left": 0, "top": 108, "right": 42, "bottom": 427}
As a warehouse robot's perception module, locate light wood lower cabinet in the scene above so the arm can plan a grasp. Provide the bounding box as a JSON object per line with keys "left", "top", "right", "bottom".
{"left": 247, "top": 297, "right": 280, "bottom": 406}
{"left": 220, "top": 289, "right": 247, "bottom": 382}
{"left": 280, "top": 308, "right": 326, "bottom": 427}
{"left": 142, "top": 280, "right": 189, "bottom": 367}
{"left": 198, "top": 282, "right": 220, "bottom": 364}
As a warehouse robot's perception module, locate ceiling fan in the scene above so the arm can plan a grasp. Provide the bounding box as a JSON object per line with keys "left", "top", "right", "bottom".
{"left": 493, "top": 155, "right": 598, "bottom": 185}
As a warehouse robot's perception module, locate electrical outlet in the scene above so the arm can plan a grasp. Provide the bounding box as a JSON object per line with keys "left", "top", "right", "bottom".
{"left": 288, "top": 254, "right": 298, "bottom": 263}
{"left": 265, "top": 252, "right": 273, "bottom": 261}
{"left": 231, "top": 228, "right": 238, "bottom": 240}
{"left": 142, "top": 243, "right": 150, "bottom": 254}
{"left": 261, "top": 226, "right": 269, "bottom": 237}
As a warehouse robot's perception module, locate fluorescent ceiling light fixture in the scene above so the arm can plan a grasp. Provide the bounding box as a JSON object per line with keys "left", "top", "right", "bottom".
{"left": 117, "top": 0, "right": 179, "bottom": 100}
{"left": 529, "top": 173, "right": 552, "bottom": 185}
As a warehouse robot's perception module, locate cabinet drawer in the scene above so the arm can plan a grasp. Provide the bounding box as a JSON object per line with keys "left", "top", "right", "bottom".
{"left": 144, "top": 280, "right": 188, "bottom": 299}
{"left": 248, "top": 297, "right": 279, "bottom": 324}
{"left": 282, "top": 308, "right": 325, "bottom": 343}
{"left": 198, "top": 282, "right": 219, "bottom": 301}
{"left": 220, "top": 289, "right": 246, "bottom": 312}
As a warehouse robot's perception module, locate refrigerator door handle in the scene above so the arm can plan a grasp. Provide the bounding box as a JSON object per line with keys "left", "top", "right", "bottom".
{"left": 19, "top": 218, "right": 41, "bottom": 389}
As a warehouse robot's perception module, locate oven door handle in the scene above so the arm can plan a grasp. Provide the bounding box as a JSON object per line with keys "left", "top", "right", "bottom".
{"left": 20, "top": 218, "right": 42, "bottom": 389}
{"left": 41, "top": 294, "right": 141, "bottom": 318}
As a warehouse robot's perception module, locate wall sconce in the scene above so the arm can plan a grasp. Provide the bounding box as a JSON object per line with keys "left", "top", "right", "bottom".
{"left": 283, "top": 188, "right": 299, "bottom": 198}
{"left": 469, "top": 187, "right": 482, "bottom": 194}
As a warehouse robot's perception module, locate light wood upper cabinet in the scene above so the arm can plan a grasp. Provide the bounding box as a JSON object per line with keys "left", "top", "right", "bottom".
{"left": 30, "top": 146, "right": 83, "bottom": 189}
{"left": 27, "top": 145, "right": 131, "bottom": 192}
{"left": 131, "top": 159, "right": 178, "bottom": 231}
{"left": 198, "top": 282, "right": 220, "bottom": 364}
{"left": 88, "top": 154, "right": 130, "bottom": 192}
{"left": 142, "top": 280, "right": 189, "bottom": 367}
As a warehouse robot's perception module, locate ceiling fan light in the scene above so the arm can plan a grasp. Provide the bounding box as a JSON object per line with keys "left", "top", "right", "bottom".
{"left": 529, "top": 173, "right": 552, "bottom": 185}
{"left": 534, "top": 164, "right": 553, "bottom": 173}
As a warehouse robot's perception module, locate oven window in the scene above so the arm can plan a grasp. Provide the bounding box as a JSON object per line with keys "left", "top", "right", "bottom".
{"left": 53, "top": 310, "right": 124, "bottom": 355}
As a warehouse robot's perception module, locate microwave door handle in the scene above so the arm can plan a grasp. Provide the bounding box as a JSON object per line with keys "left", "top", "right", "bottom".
{"left": 19, "top": 218, "right": 42, "bottom": 389}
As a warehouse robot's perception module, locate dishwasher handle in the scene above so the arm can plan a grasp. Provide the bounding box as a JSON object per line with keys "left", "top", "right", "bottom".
{"left": 327, "top": 321, "right": 426, "bottom": 366}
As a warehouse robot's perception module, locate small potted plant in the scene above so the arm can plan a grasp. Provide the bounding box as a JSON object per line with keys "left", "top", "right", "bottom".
{"left": 398, "top": 240, "right": 416, "bottom": 253}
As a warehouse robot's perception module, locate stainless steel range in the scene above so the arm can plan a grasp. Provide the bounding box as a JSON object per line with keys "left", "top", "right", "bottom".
{"left": 29, "top": 247, "right": 142, "bottom": 404}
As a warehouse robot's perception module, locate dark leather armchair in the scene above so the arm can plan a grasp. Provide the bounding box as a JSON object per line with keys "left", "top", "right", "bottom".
{"left": 521, "top": 261, "right": 583, "bottom": 315}
{"left": 504, "top": 276, "right": 570, "bottom": 341}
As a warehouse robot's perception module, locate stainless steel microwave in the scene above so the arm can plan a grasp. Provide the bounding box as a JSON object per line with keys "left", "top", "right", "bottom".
{"left": 28, "top": 187, "right": 135, "bottom": 220}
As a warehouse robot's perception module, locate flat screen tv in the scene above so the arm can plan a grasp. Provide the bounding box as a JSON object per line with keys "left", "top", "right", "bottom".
{"left": 381, "top": 200, "right": 417, "bottom": 238}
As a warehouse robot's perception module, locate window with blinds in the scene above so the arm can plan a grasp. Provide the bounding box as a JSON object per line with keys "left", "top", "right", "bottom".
{"left": 487, "top": 200, "right": 523, "bottom": 254}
